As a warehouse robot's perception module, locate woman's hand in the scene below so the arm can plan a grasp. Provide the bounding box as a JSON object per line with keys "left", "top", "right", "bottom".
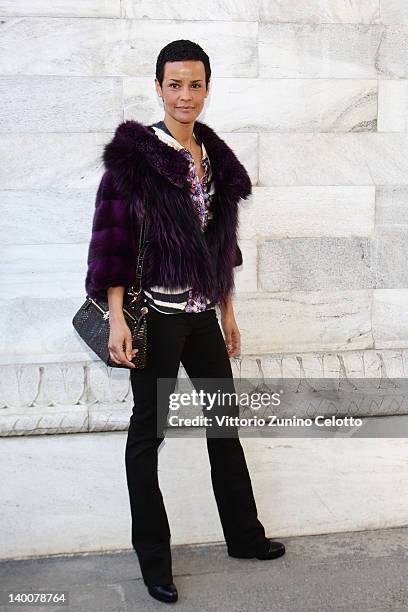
{"left": 220, "top": 312, "right": 241, "bottom": 358}
{"left": 108, "top": 318, "right": 138, "bottom": 368}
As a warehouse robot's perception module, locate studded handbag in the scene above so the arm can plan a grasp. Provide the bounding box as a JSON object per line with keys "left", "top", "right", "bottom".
{"left": 72, "top": 201, "right": 150, "bottom": 369}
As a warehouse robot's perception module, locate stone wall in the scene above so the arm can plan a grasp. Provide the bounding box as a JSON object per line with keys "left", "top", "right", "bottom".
{"left": 1, "top": 1, "right": 408, "bottom": 431}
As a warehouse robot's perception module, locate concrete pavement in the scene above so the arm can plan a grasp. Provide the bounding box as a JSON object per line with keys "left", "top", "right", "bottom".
{"left": 0, "top": 526, "right": 407, "bottom": 611}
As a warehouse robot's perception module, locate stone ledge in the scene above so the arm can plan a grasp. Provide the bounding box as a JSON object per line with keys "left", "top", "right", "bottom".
{"left": 1, "top": 348, "right": 408, "bottom": 436}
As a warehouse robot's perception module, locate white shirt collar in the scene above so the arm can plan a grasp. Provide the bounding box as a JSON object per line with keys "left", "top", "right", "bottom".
{"left": 152, "top": 125, "right": 208, "bottom": 160}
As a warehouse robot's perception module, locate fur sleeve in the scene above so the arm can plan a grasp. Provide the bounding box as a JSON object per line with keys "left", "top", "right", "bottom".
{"left": 85, "top": 169, "right": 136, "bottom": 300}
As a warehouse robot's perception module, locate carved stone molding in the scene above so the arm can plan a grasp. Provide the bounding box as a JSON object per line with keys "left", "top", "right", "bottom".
{"left": 1, "top": 348, "right": 408, "bottom": 436}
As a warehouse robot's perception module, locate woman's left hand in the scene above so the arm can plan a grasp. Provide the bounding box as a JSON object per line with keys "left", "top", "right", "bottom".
{"left": 221, "top": 312, "right": 241, "bottom": 358}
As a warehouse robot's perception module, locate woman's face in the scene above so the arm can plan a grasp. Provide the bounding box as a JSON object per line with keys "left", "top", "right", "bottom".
{"left": 155, "top": 60, "right": 209, "bottom": 123}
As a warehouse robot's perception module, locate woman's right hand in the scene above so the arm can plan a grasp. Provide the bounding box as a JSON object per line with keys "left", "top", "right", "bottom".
{"left": 108, "top": 318, "right": 138, "bottom": 368}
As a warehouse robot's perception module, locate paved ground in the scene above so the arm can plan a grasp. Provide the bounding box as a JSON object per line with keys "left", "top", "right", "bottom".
{"left": 0, "top": 526, "right": 407, "bottom": 611}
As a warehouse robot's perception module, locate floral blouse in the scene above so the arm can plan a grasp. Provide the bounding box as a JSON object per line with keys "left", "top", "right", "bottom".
{"left": 178, "top": 147, "right": 214, "bottom": 312}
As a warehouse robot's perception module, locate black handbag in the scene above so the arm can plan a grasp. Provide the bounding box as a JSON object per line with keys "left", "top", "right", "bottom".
{"left": 72, "top": 200, "right": 150, "bottom": 369}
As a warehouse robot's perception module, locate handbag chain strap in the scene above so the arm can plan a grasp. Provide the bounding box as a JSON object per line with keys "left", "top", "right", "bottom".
{"left": 127, "top": 198, "right": 150, "bottom": 301}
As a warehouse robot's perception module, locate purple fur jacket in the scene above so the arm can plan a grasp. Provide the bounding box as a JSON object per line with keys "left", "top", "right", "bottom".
{"left": 85, "top": 119, "right": 252, "bottom": 305}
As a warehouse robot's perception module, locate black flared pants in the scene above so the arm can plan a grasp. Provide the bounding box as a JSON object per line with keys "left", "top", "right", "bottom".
{"left": 125, "top": 306, "right": 268, "bottom": 586}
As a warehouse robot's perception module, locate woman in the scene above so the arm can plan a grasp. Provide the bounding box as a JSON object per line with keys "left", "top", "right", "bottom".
{"left": 85, "top": 39, "right": 285, "bottom": 604}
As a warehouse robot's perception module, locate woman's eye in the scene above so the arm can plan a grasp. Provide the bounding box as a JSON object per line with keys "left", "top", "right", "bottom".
{"left": 168, "top": 84, "right": 201, "bottom": 89}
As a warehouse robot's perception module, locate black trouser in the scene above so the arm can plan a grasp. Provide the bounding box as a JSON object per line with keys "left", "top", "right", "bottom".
{"left": 125, "top": 307, "right": 268, "bottom": 587}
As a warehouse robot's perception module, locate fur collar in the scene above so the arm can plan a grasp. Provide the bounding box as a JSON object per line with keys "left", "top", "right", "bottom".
{"left": 102, "top": 119, "right": 252, "bottom": 202}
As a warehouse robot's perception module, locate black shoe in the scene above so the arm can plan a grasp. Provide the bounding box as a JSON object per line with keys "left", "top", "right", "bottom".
{"left": 147, "top": 583, "right": 178, "bottom": 603}
{"left": 229, "top": 539, "right": 286, "bottom": 560}
{"left": 255, "top": 539, "right": 286, "bottom": 560}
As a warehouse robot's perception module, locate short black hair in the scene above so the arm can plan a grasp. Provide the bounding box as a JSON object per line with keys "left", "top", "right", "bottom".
{"left": 155, "top": 39, "right": 211, "bottom": 89}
